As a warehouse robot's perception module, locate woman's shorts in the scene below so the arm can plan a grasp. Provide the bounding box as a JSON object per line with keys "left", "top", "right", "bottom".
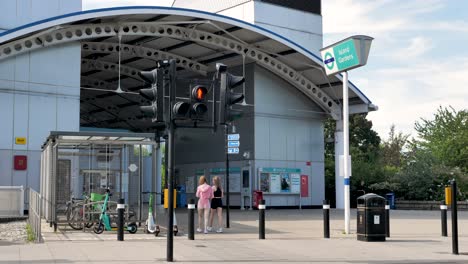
{"left": 211, "top": 198, "right": 223, "bottom": 209}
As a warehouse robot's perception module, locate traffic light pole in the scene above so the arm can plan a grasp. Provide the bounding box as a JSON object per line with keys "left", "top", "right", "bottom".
{"left": 166, "top": 60, "right": 177, "bottom": 262}
{"left": 225, "top": 124, "right": 230, "bottom": 229}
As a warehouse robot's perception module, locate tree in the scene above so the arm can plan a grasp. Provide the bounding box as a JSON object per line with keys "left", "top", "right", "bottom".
{"left": 381, "top": 124, "right": 410, "bottom": 168}
{"left": 324, "top": 114, "right": 382, "bottom": 205}
{"left": 415, "top": 106, "right": 468, "bottom": 173}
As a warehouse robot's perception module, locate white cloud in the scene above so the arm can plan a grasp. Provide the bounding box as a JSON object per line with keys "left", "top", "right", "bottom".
{"left": 392, "top": 37, "right": 433, "bottom": 61}
{"left": 360, "top": 59, "right": 468, "bottom": 139}
{"left": 323, "top": 0, "right": 468, "bottom": 140}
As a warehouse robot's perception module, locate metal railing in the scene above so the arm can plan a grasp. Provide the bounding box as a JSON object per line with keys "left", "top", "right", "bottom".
{"left": 28, "top": 188, "right": 43, "bottom": 243}
{"left": 0, "top": 186, "right": 24, "bottom": 217}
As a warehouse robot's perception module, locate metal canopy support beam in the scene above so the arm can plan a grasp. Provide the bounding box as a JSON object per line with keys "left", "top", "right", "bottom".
{"left": 81, "top": 42, "right": 208, "bottom": 75}
{"left": 0, "top": 22, "right": 340, "bottom": 118}
{"left": 81, "top": 58, "right": 144, "bottom": 81}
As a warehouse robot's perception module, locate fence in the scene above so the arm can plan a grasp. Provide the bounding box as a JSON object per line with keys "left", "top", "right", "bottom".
{"left": 28, "top": 188, "right": 42, "bottom": 243}
{"left": 0, "top": 186, "right": 24, "bottom": 218}
{"left": 395, "top": 200, "right": 468, "bottom": 210}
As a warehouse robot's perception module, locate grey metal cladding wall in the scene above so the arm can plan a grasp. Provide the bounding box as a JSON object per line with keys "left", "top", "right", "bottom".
{"left": 259, "top": 0, "right": 321, "bottom": 15}
{"left": 175, "top": 64, "right": 255, "bottom": 165}
{"left": 173, "top": 0, "right": 253, "bottom": 13}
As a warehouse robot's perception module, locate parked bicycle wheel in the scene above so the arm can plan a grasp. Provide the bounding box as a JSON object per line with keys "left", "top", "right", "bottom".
{"left": 67, "top": 205, "right": 83, "bottom": 230}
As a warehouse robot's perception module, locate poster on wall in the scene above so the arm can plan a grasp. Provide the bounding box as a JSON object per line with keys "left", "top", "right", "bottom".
{"left": 280, "top": 174, "right": 290, "bottom": 192}
{"left": 270, "top": 174, "right": 281, "bottom": 193}
{"left": 260, "top": 173, "right": 270, "bottom": 192}
{"left": 211, "top": 173, "right": 241, "bottom": 193}
{"left": 300, "top": 175, "right": 309, "bottom": 197}
{"left": 258, "top": 168, "right": 301, "bottom": 194}
{"left": 209, "top": 168, "right": 241, "bottom": 193}
{"left": 290, "top": 174, "right": 301, "bottom": 194}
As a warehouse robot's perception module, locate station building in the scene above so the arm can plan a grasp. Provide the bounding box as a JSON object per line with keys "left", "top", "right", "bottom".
{"left": 0, "top": 0, "right": 376, "bottom": 210}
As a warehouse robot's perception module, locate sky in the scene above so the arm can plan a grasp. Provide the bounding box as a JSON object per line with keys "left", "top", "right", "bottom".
{"left": 322, "top": 0, "right": 468, "bottom": 139}
{"left": 82, "top": 0, "right": 468, "bottom": 140}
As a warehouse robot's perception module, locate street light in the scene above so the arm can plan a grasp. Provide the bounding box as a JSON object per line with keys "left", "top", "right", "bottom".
{"left": 320, "top": 35, "right": 373, "bottom": 235}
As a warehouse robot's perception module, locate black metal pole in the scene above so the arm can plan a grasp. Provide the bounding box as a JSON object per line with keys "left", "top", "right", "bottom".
{"left": 451, "top": 179, "right": 458, "bottom": 255}
{"left": 225, "top": 124, "right": 230, "bottom": 229}
{"left": 385, "top": 200, "right": 390, "bottom": 238}
{"left": 441, "top": 201, "right": 447, "bottom": 237}
{"left": 117, "top": 198, "right": 124, "bottom": 241}
{"left": 259, "top": 199, "right": 265, "bottom": 239}
{"left": 323, "top": 200, "right": 330, "bottom": 239}
{"left": 188, "top": 199, "right": 195, "bottom": 240}
{"left": 167, "top": 60, "right": 176, "bottom": 262}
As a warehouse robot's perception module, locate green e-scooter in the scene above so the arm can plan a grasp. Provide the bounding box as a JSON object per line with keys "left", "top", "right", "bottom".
{"left": 93, "top": 189, "right": 138, "bottom": 234}
{"left": 144, "top": 192, "right": 160, "bottom": 236}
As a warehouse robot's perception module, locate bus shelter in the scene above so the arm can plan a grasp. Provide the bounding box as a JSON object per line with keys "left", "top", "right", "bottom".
{"left": 40, "top": 131, "right": 158, "bottom": 230}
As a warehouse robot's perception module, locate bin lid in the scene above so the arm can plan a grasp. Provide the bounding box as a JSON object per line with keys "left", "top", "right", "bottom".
{"left": 357, "top": 193, "right": 385, "bottom": 207}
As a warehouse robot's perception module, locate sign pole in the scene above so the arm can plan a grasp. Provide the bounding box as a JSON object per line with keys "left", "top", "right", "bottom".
{"left": 343, "top": 71, "right": 350, "bottom": 235}
{"left": 320, "top": 35, "right": 373, "bottom": 236}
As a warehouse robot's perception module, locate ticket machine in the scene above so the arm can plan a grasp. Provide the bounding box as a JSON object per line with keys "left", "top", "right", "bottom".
{"left": 241, "top": 167, "right": 252, "bottom": 210}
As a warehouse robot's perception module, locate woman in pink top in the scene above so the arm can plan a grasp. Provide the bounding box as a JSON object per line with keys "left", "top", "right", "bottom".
{"left": 196, "top": 176, "right": 213, "bottom": 234}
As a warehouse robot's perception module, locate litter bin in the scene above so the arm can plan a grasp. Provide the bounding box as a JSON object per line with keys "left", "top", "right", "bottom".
{"left": 385, "top": 192, "right": 395, "bottom": 209}
{"left": 253, "top": 190, "right": 263, "bottom": 209}
{"left": 176, "top": 185, "right": 187, "bottom": 208}
{"left": 357, "top": 193, "right": 386, "bottom": 242}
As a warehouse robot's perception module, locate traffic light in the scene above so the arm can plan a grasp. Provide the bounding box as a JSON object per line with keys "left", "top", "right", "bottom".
{"left": 190, "top": 85, "right": 208, "bottom": 120}
{"left": 217, "top": 63, "right": 245, "bottom": 125}
{"left": 172, "top": 101, "right": 190, "bottom": 119}
{"left": 139, "top": 69, "right": 164, "bottom": 122}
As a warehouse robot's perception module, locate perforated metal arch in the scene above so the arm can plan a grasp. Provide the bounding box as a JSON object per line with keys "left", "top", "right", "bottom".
{"left": 81, "top": 77, "right": 116, "bottom": 91}
{"left": 81, "top": 42, "right": 208, "bottom": 76}
{"left": 0, "top": 22, "right": 340, "bottom": 118}
{"left": 81, "top": 58, "right": 144, "bottom": 82}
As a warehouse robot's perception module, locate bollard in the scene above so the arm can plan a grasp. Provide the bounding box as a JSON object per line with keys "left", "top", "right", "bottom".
{"left": 441, "top": 201, "right": 447, "bottom": 237}
{"left": 451, "top": 179, "right": 458, "bottom": 255}
{"left": 259, "top": 199, "right": 266, "bottom": 240}
{"left": 385, "top": 200, "right": 390, "bottom": 238}
{"left": 323, "top": 200, "right": 330, "bottom": 239}
{"left": 188, "top": 199, "right": 195, "bottom": 240}
{"left": 117, "top": 198, "right": 125, "bottom": 241}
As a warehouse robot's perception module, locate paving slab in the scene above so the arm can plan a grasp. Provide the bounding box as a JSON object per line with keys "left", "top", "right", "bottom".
{"left": 1, "top": 209, "right": 468, "bottom": 263}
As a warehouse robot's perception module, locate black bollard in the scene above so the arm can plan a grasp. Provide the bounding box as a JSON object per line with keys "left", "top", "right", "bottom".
{"left": 117, "top": 198, "right": 125, "bottom": 241}
{"left": 441, "top": 201, "right": 447, "bottom": 237}
{"left": 451, "top": 179, "right": 458, "bottom": 255}
{"left": 259, "top": 199, "right": 265, "bottom": 240}
{"left": 323, "top": 200, "right": 330, "bottom": 239}
{"left": 188, "top": 199, "right": 195, "bottom": 240}
{"left": 385, "top": 200, "right": 390, "bottom": 238}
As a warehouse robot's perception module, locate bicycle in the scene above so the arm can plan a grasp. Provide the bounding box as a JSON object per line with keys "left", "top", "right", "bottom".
{"left": 65, "top": 193, "right": 94, "bottom": 230}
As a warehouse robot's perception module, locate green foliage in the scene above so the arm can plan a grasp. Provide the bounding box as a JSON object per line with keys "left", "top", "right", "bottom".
{"left": 325, "top": 106, "right": 467, "bottom": 203}
{"left": 415, "top": 106, "right": 468, "bottom": 173}
{"left": 133, "top": 146, "right": 151, "bottom": 157}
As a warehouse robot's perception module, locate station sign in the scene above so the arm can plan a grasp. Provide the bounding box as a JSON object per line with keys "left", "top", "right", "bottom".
{"left": 320, "top": 35, "right": 373, "bottom": 76}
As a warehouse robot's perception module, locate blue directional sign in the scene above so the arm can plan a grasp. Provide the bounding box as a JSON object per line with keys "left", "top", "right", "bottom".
{"left": 227, "top": 147, "right": 239, "bottom": 154}
{"left": 228, "top": 141, "right": 240, "bottom": 147}
{"left": 227, "top": 134, "right": 240, "bottom": 141}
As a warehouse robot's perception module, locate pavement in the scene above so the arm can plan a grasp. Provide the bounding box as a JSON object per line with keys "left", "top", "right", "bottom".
{"left": 1, "top": 209, "right": 468, "bottom": 263}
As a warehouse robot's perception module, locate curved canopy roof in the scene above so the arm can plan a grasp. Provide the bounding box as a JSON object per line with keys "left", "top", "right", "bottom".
{"left": 0, "top": 6, "right": 375, "bottom": 131}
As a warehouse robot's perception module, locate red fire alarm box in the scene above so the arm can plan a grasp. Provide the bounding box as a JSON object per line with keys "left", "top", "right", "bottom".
{"left": 14, "top": 155, "right": 27, "bottom": 170}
